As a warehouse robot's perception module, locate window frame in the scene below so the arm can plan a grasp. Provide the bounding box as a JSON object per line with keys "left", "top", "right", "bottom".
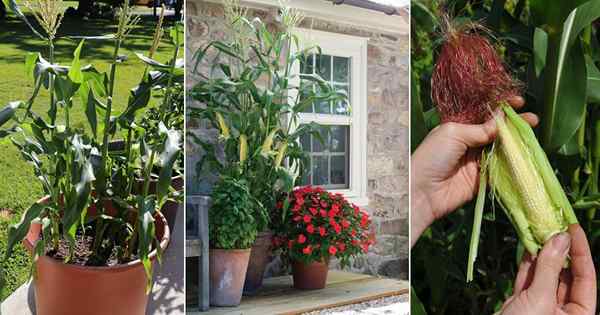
{"left": 289, "top": 28, "right": 369, "bottom": 206}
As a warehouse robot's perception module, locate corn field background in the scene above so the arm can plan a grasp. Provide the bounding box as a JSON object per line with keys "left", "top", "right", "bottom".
{"left": 411, "top": 0, "right": 600, "bottom": 314}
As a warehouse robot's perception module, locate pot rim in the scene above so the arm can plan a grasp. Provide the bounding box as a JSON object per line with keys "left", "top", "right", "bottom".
{"left": 209, "top": 248, "right": 252, "bottom": 253}
{"left": 23, "top": 195, "right": 171, "bottom": 272}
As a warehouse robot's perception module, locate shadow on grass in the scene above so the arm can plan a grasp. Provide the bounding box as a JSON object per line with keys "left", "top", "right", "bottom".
{"left": 0, "top": 13, "right": 176, "bottom": 62}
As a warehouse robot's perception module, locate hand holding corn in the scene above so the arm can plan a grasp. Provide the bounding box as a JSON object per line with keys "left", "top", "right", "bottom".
{"left": 500, "top": 225, "right": 596, "bottom": 315}
{"left": 410, "top": 96, "right": 536, "bottom": 246}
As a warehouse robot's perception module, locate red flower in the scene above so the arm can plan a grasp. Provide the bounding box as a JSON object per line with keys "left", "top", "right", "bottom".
{"left": 351, "top": 229, "right": 357, "bottom": 237}
{"left": 361, "top": 243, "right": 370, "bottom": 253}
{"left": 292, "top": 203, "right": 302, "bottom": 212}
{"left": 302, "top": 245, "right": 312, "bottom": 255}
{"left": 361, "top": 214, "right": 369, "bottom": 227}
{"left": 338, "top": 243, "right": 346, "bottom": 252}
{"left": 352, "top": 239, "right": 359, "bottom": 246}
{"left": 341, "top": 219, "right": 350, "bottom": 229}
{"left": 320, "top": 201, "right": 328, "bottom": 208}
{"left": 308, "top": 207, "right": 317, "bottom": 215}
{"left": 334, "top": 224, "right": 342, "bottom": 235}
{"left": 272, "top": 237, "right": 282, "bottom": 247}
{"left": 296, "top": 196, "right": 305, "bottom": 206}
{"left": 328, "top": 245, "right": 338, "bottom": 255}
{"left": 276, "top": 201, "right": 283, "bottom": 209}
{"left": 303, "top": 214, "right": 312, "bottom": 223}
{"left": 319, "top": 226, "right": 327, "bottom": 236}
{"left": 320, "top": 209, "right": 327, "bottom": 217}
{"left": 288, "top": 240, "right": 294, "bottom": 249}
{"left": 293, "top": 215, "right": 302, "bottom": 222}
{"left": 329, "top": 218, "right": 337, "bottom": 227}
{"left": 306, "top": 224, "right": 315, "bottom": 234}
{"left": 298, "top": 234, "right": 307, "bottom": 244}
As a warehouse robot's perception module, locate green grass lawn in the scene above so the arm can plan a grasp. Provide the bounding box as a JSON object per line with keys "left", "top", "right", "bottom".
{"left": 0, "top": 3, "right": 179, "bottom": 301}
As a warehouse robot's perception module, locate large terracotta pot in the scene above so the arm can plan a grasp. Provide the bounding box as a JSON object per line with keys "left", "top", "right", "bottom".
{"left": 292, "top": 259, "right": 329, "bottom": 290}
{"left": 243, "top": 231, "right": 273, "bottom": 294}
{"left": 23, "top": 197, "right": 170, "bottom": 315}
{"left": 209, "top": 248, "right": 251, "bottom": 306}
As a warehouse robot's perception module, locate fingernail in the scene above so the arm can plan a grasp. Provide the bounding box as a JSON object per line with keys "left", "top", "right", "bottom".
{"left": 552, "top": 233, "right": 571, "bottom": 255}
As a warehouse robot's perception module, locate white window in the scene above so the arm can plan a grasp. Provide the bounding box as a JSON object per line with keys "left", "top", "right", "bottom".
{"left": 290, "top": 29, "right": 369, "bottom": 206}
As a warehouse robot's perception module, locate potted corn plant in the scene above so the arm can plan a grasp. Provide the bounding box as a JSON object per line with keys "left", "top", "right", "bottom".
{"left": 2, "top": 1, "right": 182, "bottom": 314}
{"left": 273, "top": 186, "right": 374, "bottom": 290}
{"left": 190, "top": 0, "right": 346, "bottom": 293}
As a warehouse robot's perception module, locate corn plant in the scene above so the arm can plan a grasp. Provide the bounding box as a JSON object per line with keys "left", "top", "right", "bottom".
{"left": 2, "top": 0, "right": 182, "bottom": 293}
{"left": 189, "top": 0, "right": 345, "bottom": 232}
{"left": 412, "top": 0, "right": 600, "bottom": 313}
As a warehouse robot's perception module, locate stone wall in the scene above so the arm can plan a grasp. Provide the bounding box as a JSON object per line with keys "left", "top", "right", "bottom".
{"left": 186, "top": 0, "right": 409, "bottom": 279}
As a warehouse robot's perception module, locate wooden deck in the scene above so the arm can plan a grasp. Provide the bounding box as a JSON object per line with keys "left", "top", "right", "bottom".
{"left": 187, "top": 271, "right": 409, "bottom": 315}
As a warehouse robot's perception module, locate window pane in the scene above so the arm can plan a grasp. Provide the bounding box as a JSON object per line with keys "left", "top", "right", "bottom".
{"left": 316, "top": 54, "right": 331, "bottom": 81}
{"left": 333, "top": 84, "right": 350, "bottom": 115}
{"left": 312, "top": 126, "right": 328, "bottom": 152}
{"left": 314, "top": 86, "right": 331, "bottom": 114}
{"left": 299, "top": 84, "right": 314, "bottom": 113}
{"left": 300, "top": 132, "right": 311, "bottom": 152}
{"left": 313, "top": 156, "right": 329, "bottom": 185}
{"left": 330, "top": 155, "right": 347, "bottom": 185}
{"left": 301, "top": 157, "right": 312, "bottom": 186}
{"left": 333, "top": 56, "right": 349, "bottom": 83}
{"left": 300, "top": 54, "right": 314, "bottom": 74}
{"left": 330, "top": 125, "right": 348, "bottom": 153}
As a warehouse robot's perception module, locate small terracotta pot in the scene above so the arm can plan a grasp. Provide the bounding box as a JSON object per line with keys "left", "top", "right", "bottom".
{"left": 24, "top": 196, "right": 170, "bottom": 315}
{"left": 243, "top": 231, "right": 273, "bottom": 294}
{"left": 209, "top": 248, "right": 251, "bottom": 306}
{"left": 292, "top": 259, "right": 329, "bottom": 290}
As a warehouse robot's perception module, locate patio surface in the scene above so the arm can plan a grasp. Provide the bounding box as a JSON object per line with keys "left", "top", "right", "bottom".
{"left": 0, "top": 204, "right": 185, "bottom": 315}
{"left": 188, "top": 271, "right": 409, "bottom": 315}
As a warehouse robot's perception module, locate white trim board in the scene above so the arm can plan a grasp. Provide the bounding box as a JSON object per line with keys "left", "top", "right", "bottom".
{"left": 197, "top": 0, "right": 409, "bottom": 35}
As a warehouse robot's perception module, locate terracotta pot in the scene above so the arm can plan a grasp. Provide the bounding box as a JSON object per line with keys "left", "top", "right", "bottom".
{"left": 209, "top": 248, "right": 251, "bottom": 306}
{"left": 243, "top": 231, "right": 273, "bottom": 294}
{"left": 292, "top": 259, "right": 329, "bottom": 290}
{"left": 23, "top": 196, "right": 170, "bottom": 315}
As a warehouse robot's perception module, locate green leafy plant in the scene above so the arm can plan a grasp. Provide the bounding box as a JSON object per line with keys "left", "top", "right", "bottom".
{"left": 189, "top": 0, "right": 345, "bottom": 232}
{"left": 208, "top": 175, "right": 265, "bottom": 249}
{"left": 272, "top": 186, "right": 374, "bottom": 267}
{"left": 2, "top": 0, "right": 182, "bottom": 293}
{"left": 411, "top": 0, "right": 600, "bottom": 313}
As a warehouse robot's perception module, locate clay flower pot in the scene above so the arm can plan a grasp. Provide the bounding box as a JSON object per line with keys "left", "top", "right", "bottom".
{"left": 23, "top": 197, "right": 170, "bottom": 315}
{"left": 292, "top": 259, "right": 329, "bottom": 290}
{"left": 135, "top": 175, "right": 184, "bottom": 231}
{"left": 209, "top": 248, "right": 251, "bottom": 306}
{"left": 243, "top": 230, "right": 273, "bottom": 294}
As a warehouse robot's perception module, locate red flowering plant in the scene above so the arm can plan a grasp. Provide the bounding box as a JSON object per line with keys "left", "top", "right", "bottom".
{"left": 272, "top": 186, "right": 375, "bottom": 267}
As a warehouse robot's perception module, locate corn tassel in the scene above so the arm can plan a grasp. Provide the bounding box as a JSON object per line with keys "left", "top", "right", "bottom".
{"left": 488, "top": 104, "right": 577, "bottom": 255}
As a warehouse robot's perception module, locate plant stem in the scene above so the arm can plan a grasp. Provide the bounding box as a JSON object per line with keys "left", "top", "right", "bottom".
{"left": 49, "top": 39, "right": 56, "bottom": 128}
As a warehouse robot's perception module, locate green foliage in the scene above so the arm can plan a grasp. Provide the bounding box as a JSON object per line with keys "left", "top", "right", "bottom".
{"left": 208, "top": 175, "right": 264, "bottom": 250}
{"left": 2, "top": 0, "right": 182, "bottom": 295}
{"left": 412, "top": 0, "right": 600, "bottom": 313}
{"left": 189, "top": 1, "right": 345, "bottom": 232}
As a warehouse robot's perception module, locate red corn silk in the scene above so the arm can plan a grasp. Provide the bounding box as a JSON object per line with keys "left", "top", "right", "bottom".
{"left": 431, "top": 30, "right": 520, "bottom": 124}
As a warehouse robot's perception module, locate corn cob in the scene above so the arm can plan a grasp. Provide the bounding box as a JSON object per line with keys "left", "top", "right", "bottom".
{"left": 239, "top": 134, "right": 248, "bottom": 164}
{"left": 487, "top": 105, "right": 577, "bottom": 254}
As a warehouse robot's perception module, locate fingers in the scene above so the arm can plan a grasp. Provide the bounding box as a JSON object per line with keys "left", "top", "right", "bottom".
{"left": 507, "top": 95, "right": 525, "bottom": 109}
{"left": 443, "top": 119, "right": 498, "bottom": 148}
{"left": 519, "top": 112, "right": 539, "bottom": 127}
{"left": 527, "top": 233, "right": 571, "bottom": 302}
{"left": 513, "top": 253, "right": 535, "bottom": 295}
{"left": 564, "top": 224, "right": 597, "bottom": 314}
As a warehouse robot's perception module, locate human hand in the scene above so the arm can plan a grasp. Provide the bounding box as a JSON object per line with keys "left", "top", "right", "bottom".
{"left": 410, "top": 96, "right": 538, "bottom": 246}
{"left": 500, "top": 224, "right": 596, "bottom": 315}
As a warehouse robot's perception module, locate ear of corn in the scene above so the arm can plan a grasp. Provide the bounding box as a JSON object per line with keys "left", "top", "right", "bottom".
{"left": 488, "top": 104, "right": 577, "bottom": 255}
{"left": 274, "top": 141, "right": 288, "bottom": 167}
{"left": 215, "top": 112, "right": 230, "bottom": 140}
{"left": 239, "top": 134, "right": 248, "bottom": 164}
{"left": 261, "top": 128, "right": 279, "bottom": 156}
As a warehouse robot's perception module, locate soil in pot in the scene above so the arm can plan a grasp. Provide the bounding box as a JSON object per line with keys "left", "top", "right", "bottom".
{"left": 24, "top": 197, "right": 170, "bottom": 315}
{"left": 292, "top": 259, "right": 329, "bottom": 290}
{"left": 209, "top": 248, "right": 251, "bottom": 306}
{"left": 243, "top": 231, "right": 273, "bottom": 294}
